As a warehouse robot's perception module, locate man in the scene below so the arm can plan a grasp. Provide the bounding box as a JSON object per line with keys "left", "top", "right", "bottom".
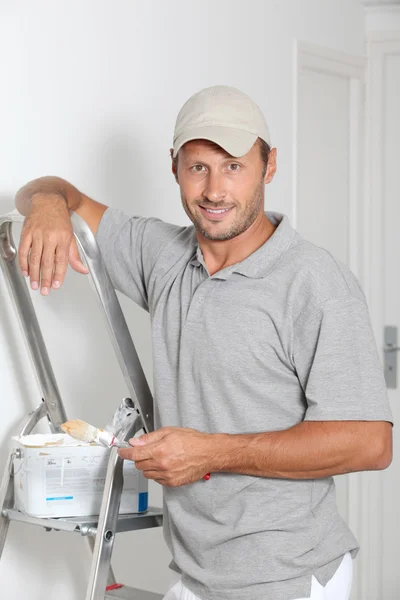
{"left": 15, "top": 85, "right": 393, "bottom": 600}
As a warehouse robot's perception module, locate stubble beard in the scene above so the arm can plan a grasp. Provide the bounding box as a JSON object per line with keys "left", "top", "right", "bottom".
{"left": 181, "top": 179, "right": 265, "bottom": 241}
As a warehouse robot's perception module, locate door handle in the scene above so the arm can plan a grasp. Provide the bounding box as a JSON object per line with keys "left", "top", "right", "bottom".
{"left": 384, "top": 326, "right": 399, "bottom": 388}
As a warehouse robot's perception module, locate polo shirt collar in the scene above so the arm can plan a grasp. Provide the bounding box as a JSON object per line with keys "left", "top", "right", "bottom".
{"left": 189, "top": 211, "right": 296, "bottom": 279}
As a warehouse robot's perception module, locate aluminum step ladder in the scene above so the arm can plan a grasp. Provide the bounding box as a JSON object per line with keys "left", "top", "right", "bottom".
{"left": 0, "top": 210, "right": 164, "bottom": 600}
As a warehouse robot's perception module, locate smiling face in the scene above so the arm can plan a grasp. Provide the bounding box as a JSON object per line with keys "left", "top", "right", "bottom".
{"left": 171, "top": 138, "right": 276, "bottom": 241}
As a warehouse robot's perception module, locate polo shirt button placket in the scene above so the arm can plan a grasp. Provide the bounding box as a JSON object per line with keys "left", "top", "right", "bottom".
{"left": 186, "top": 284, "right": 212, "bottom": 323}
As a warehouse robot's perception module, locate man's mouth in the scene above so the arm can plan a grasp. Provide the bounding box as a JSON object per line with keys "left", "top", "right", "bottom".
{"left": 199, "top": 206, "right": 233, "bottom": 219}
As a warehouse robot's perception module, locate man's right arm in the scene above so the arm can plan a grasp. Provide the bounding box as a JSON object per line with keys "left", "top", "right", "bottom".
{"left": 15, "top": 176, "right": 108, "bottom": 295}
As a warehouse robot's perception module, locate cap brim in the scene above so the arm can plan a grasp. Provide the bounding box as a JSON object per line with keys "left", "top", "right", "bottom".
{"left": 173, "top": 126, "right": 258, "bottom": 158}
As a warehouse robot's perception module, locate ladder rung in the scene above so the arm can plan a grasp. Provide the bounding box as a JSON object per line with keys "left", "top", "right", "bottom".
{"left": 105, "top": 585, "right": 163, "bottom": 599}
{"left": 2, "top": 506, "right": 163, "bottom": 535}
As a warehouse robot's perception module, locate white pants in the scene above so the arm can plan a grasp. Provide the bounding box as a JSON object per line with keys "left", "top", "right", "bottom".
{"left": 162, "top": 552, "right": 353, "bottom": 600}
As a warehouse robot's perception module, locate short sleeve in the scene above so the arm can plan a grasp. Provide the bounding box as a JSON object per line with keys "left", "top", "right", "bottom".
{"left": 293, "top": 296, "right": 393, "bottom": 424}
{"left": 95, "top": 208, "right": 182, "bottom": 310}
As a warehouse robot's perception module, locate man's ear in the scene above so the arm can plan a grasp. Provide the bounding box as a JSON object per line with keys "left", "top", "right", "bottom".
{"left": 264, "top": 147, "right": 277, "bottom": 185}
{"left": 170, "top": 148, "right": 179, "bottom": 183}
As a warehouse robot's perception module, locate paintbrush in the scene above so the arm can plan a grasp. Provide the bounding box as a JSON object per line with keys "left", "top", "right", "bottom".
{"left": 61, "top": 419, "right": 130, "bottom": 448}
{"left": 61, "top": 419, "right": 211, "bottom": 481}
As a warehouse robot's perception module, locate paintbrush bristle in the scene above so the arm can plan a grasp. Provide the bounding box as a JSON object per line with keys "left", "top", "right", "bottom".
{"left": 61, "top": 419, "right": 98, "bottom": 443}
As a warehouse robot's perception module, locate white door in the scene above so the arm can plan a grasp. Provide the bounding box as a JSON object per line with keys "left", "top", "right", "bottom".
{"left": 295, "top": 41, "right": 365, "bottom": 600}
{"left": 367, "top": 35, "right": 400, "bottom": 600}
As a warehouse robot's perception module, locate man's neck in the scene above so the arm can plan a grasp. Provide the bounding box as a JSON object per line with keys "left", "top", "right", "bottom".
{"left": 197, "top": 212, "right": 277, "bottom": 276}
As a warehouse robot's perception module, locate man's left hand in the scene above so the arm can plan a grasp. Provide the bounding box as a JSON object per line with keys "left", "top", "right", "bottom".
{"left": 118, "top": 426, "right": 214, "bottom": 487}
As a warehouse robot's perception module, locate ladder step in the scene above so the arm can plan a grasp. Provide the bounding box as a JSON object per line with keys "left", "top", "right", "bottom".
{"left": 2, "top": 506, "right": 163, "bottom": 535}
{"left": 105, "top": 585, "right": 163, "bottom": 599}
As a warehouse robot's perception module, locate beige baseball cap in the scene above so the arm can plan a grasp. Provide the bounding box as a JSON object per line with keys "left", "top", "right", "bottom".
{"left": 173, "top": 85, "right": 271, "bottom": 158}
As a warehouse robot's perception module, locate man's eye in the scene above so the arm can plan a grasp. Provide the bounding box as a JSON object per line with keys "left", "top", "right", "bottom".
{"left": 228, "top": 163, "right": 240, "bottom": 171}
{"left": 191, "top": 165, "right": 205, "bottom": 172}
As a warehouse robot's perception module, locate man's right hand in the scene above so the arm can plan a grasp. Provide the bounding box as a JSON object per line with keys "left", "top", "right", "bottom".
{"left": 18, "top": 193, "right": 89, "bottom": 295}
{"left": 15, "top": 176, "right": 108, "bottom": 295}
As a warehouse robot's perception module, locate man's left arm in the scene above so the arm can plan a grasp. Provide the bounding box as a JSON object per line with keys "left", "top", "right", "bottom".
{"left": 118, "top": 420, "right": 392, "bottom": 486}
{"left": 208, "top": 419, "right": 392, "bottom": 478}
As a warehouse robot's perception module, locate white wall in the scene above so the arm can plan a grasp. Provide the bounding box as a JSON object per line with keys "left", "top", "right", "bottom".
{"left": 0, "top": 1, "right": 365, "bottom": 598}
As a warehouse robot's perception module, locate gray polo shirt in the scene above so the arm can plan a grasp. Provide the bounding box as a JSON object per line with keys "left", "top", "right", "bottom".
{"left": 96, "top": 208, "right": 393, "bottom": 600}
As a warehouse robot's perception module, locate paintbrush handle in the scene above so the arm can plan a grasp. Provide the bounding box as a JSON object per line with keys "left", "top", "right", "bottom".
{"left": 113, "top": 438, "right": 130, "bottom": 448}
{"left": 96, "top": 430, "right": 130, "bottom": 448}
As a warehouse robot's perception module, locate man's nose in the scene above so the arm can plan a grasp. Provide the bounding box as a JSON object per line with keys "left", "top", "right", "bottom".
{"left": 203, "top": 171, "right": 227, "bottom": 203}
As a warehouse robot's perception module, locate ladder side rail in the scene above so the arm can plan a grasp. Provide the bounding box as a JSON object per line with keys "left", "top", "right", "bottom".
{"left": 0, "top": 402, "right": 49, "bottom": 558}
{"left": 86, "top": 447, "right": 124, "bottom": 600}
{"left": 87, "top": 536, "right": 118, "bottom": 590}
{"left": 0, "top": 217, "right": 67, "bottom": 430}
{"left": 19, "top": 401, "right": 47, "bottom": 437}
{"left": 70, "top": 212, "right": 155, "bottom": 434}
{"left": 0, "top": 452, "right": 15, "bottom": 558}
{"left": 86, "top": 414, "right": 146, "bottom": 599}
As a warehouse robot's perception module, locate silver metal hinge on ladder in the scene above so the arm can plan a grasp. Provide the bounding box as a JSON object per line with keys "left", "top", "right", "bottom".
{"left": 0, "top": 211, "right": 163, "bottom": 600}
